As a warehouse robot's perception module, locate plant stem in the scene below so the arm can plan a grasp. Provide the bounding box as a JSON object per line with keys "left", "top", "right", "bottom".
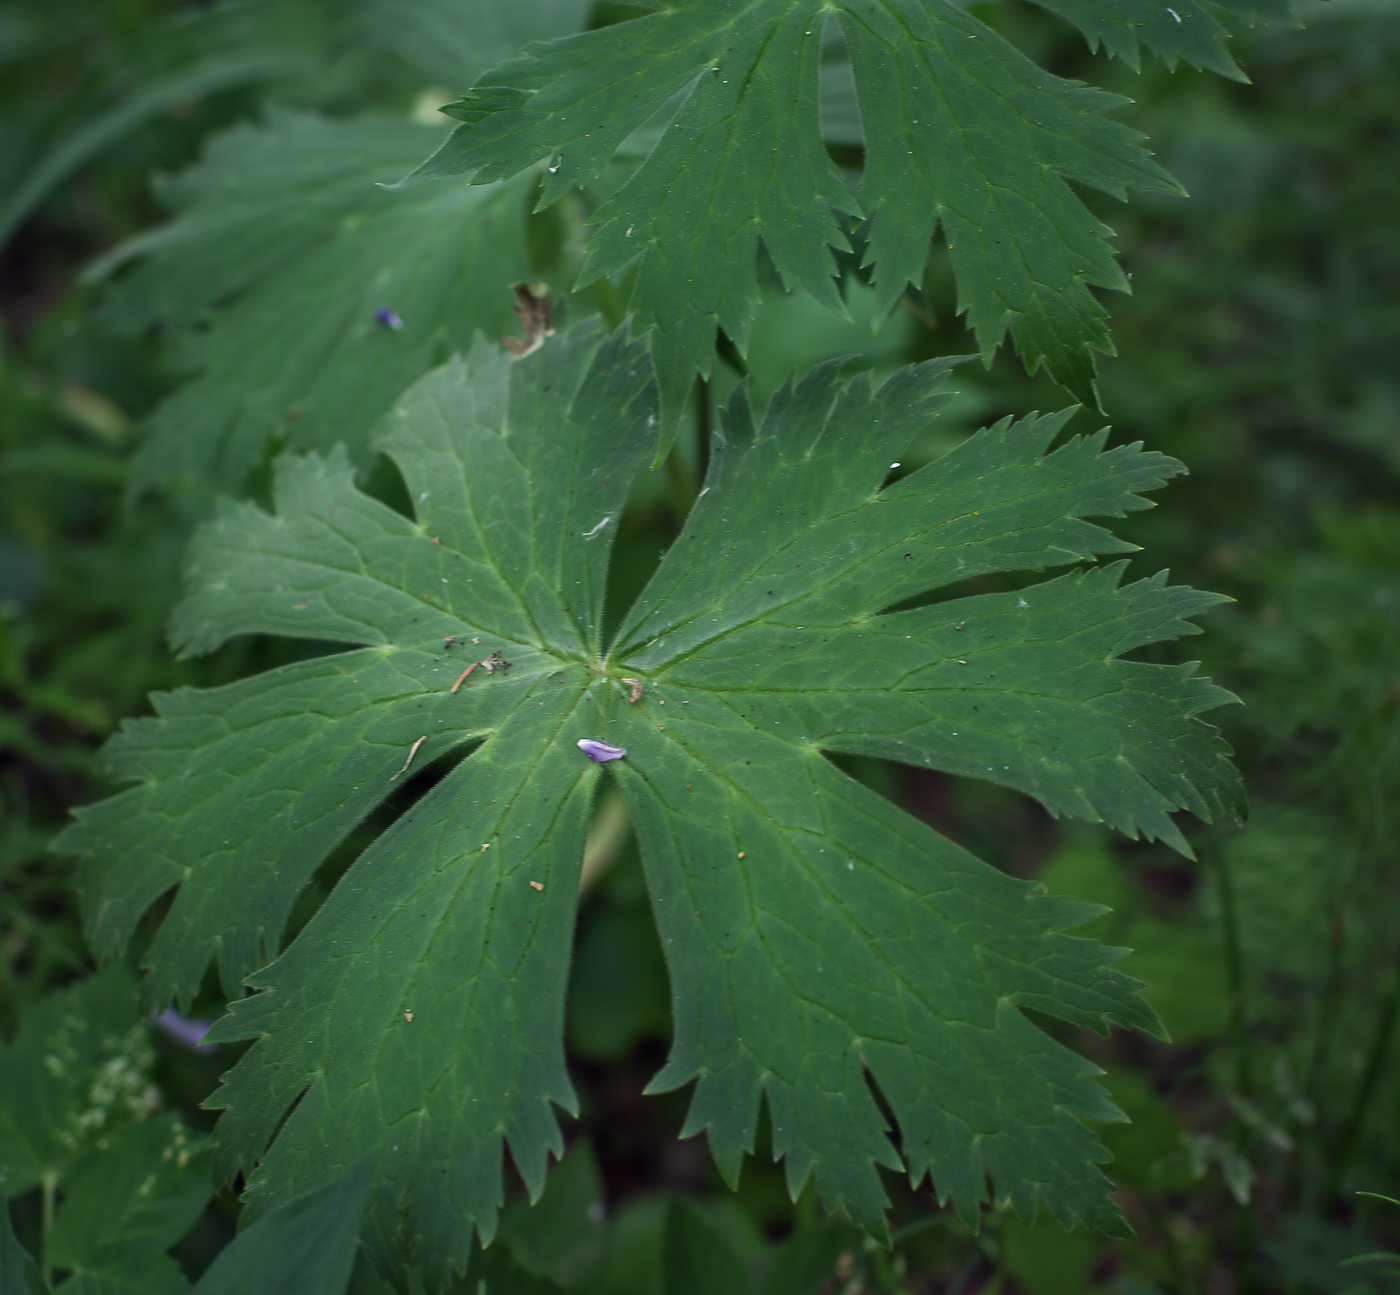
{"left": 1305, "top": 907, "right": 1347, "bottom": 1104}
{"left": 663, "top": 440, "right": 695, "bottom": 522}
{"left": 40, "top": 1171, "right": 56, "bottom": 1287}
{"left": 1236, "top": 1193, "right": 1257, "bottom": 1295}
{"left": 1142, "top": 1195, "right": 1193, "bottom": 1295}
{"left": 696, "top": 376, "right": 712, "bottom": 485}
{"left": 591, "top": 276, "right": 626, "bottom": 330}
{"left": 1302, "top": 905, "right": 1347, "bottom": 1211}
{"left": 888, "top": 1215, "right": 943, "bottom": 1245}
{"left": 1213, "top": 846, "right": 1253, "bottom": 1094}
{"left": 1327, "top": 963, "right": 1400, "bottom": 1203}
{"left": 578, "top": 790, "right": 631, "bottom": 894}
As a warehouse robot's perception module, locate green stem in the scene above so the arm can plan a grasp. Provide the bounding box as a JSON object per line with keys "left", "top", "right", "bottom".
{"left": 41, "top": 1171, "right": 56, "bottom": 1287}
{"left": 867, "top": 1239, "right": 899, "bottom": 1292}
{"left": 888, "top": 1215, "right": 943, "bottom": 1246}
{"left": 1304, "top": 907, "right": 1347, "bottom": 1103}
{"left": 1213, "top": 846, "right": 1252, "bottom": 1094}
{"left": 696, "top": 376, "right": 712, "bottom": 485}
{"left": 590, "top": 275, "right": 626, "bottom": 330}
{"left": 1211, "top": 846, "right": 1262, "bottom": 1292}
{"left": 1302, "top": 906, "right": 1347, "bottom": 1210}
{"left": 663, "top": 440, "right": 695, "bottom": 522}
{"left": 578, "top": 789, "right": 631, "bottom": 894}
{"left": 1141, "top": 1195, "right": 1193, "bottom": 1295}
{"left": 1235, "top": 1192, "right": 1256, "bottom": 1295}
{"left": 1327, "top": 964, "right": 1400, "bottom": 1203}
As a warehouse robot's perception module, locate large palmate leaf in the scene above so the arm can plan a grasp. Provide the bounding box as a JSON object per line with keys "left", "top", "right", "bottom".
{"left": 93, "top": 110, "right": 536, "bottom": 495}
{"left": 410, "top": 0, "right": 1224, "bottom": 428}
{"left": 58, "top": 321, "right": 1240, "bottom": 1279}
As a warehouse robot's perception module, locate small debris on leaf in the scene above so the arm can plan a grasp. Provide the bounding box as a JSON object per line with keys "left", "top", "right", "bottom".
{"left": 391, "top": 736, "right": 427, "bottom": 780}
{"left": 502, "top": 282, "right": 554, "bottom": 358}
{"left": 451, "top": 652, "right": 511, "bottom": 691}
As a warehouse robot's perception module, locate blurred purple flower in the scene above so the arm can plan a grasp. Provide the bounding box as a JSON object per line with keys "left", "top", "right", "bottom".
{"left": 375, "top": 307, "right": 404, "bottom": 330}
{"left": 151, "top": 1007, "right": 216, "bottom": 1055}
{"left": 577, "top": 739, "right": 626, "bottom": 763}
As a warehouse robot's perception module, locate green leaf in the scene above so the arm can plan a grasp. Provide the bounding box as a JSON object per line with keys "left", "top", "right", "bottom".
{"left": 663, "top": 1201, "right": 754, "bottom": 1295}
{"left": 0, "top": 0, "right": 322, "bottom": 251}
{"left": 93, "top": 110, "right": 536, "bottom": 495}
{"left": 760, "top": 1220, "right": 862, "bottom": 1295}
{"left": 413, "top": 0, "right": 1185, "bottom": 425}
{"left": 463, "top": 1248, "right": 569, "bottom": 1295}
{"left": 48, "top": 1115, "right": 211, "bottom": 1295}
{"left": 0, "top": 975, "right": 193, "bottom": 1293}
{"left": 0, "top": 969, "right": 159, "bottom": 1196}
{"left": 349, "top": 0, "right": 594, "bottom": 88}
{"left": 1018, "top": 0, "right": 1296, "bottom": 82}
{"left": 495, "top": 1141, "right": 605, "bottom": 1284}
{"left": 999, "top": 1212, "right": 1096, "bottom": 1295}
{"left": 190, "top": 1161, "right": 373, "bottom": 1295}
{"left": 1038, "top": 838, "right": 1231, "bottom": 1042}
{"left": 59, "top": 322, "right": 1239, "bottom": 1279}
{"left": 1095, "top": 1067, "right": 1190, "bottom": 1193}
{"left": 1, "top": 1189, "right": 48, "bottom": 1295}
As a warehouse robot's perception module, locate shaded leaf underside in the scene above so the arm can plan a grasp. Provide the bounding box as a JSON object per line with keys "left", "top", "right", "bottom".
{"left": 59, "top": 322, "right": 1239, "bottom": 1279}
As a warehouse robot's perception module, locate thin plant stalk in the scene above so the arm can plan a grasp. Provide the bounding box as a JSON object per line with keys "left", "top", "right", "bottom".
{"left": 1213, "top": 846, "right": 1253, "bottom": 1095}
{"left": 40, "top": 1171, "right": 55, "bottom": 1287}
{"left": 1327, "top": 965, "right": 1400, "bottom": 1203}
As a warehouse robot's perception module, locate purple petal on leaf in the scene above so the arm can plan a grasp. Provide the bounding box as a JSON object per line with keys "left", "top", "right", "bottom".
{"left": 151, "top": 1007, "right": 216, "bottom": 1054}
{"left": 375, "top": 307, "right": 404, "bottom": 330}
{"left": 577, "top": 739, "right": 627, "bottom": 763}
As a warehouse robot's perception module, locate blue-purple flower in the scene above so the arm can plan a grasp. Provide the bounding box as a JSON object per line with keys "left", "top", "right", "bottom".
{"left": 375, "top": 307, "right": 404, "bottom": 330}
{"left": 577, "top": 739, "right": 626, "bottom": 763}
{"left": 151, "top": 1006, "right": 216, "bottom": 1054}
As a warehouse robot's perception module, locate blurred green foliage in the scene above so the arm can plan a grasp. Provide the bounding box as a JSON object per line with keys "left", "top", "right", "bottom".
{"left": 0, "top": 0, "right": 1397, "bottom": 1290}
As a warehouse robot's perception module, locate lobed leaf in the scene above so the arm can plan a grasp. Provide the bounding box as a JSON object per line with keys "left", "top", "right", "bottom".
{"left": 93, "top": 110, "right": 536, "bottom": 495}
{"left": 349, "top": 0, "right": 594, "bottom": 88}
{"left": 414, "top": 0, "right": 1188, "bottom": 428}
{"left": 189, "top": 1161, "right": 374, "bottom": 1295}
{"left": 0, "top": 968, "right": 159, "bottom": 1197}
{"left": 48, "top": 1115, "right": 210, "bottom": 1295}
{"left": 1022, "top": 0, "right": 1295, "bottom": 80}
{"left": 59, "top": 322, "right": 1240, "bottom": 1278}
